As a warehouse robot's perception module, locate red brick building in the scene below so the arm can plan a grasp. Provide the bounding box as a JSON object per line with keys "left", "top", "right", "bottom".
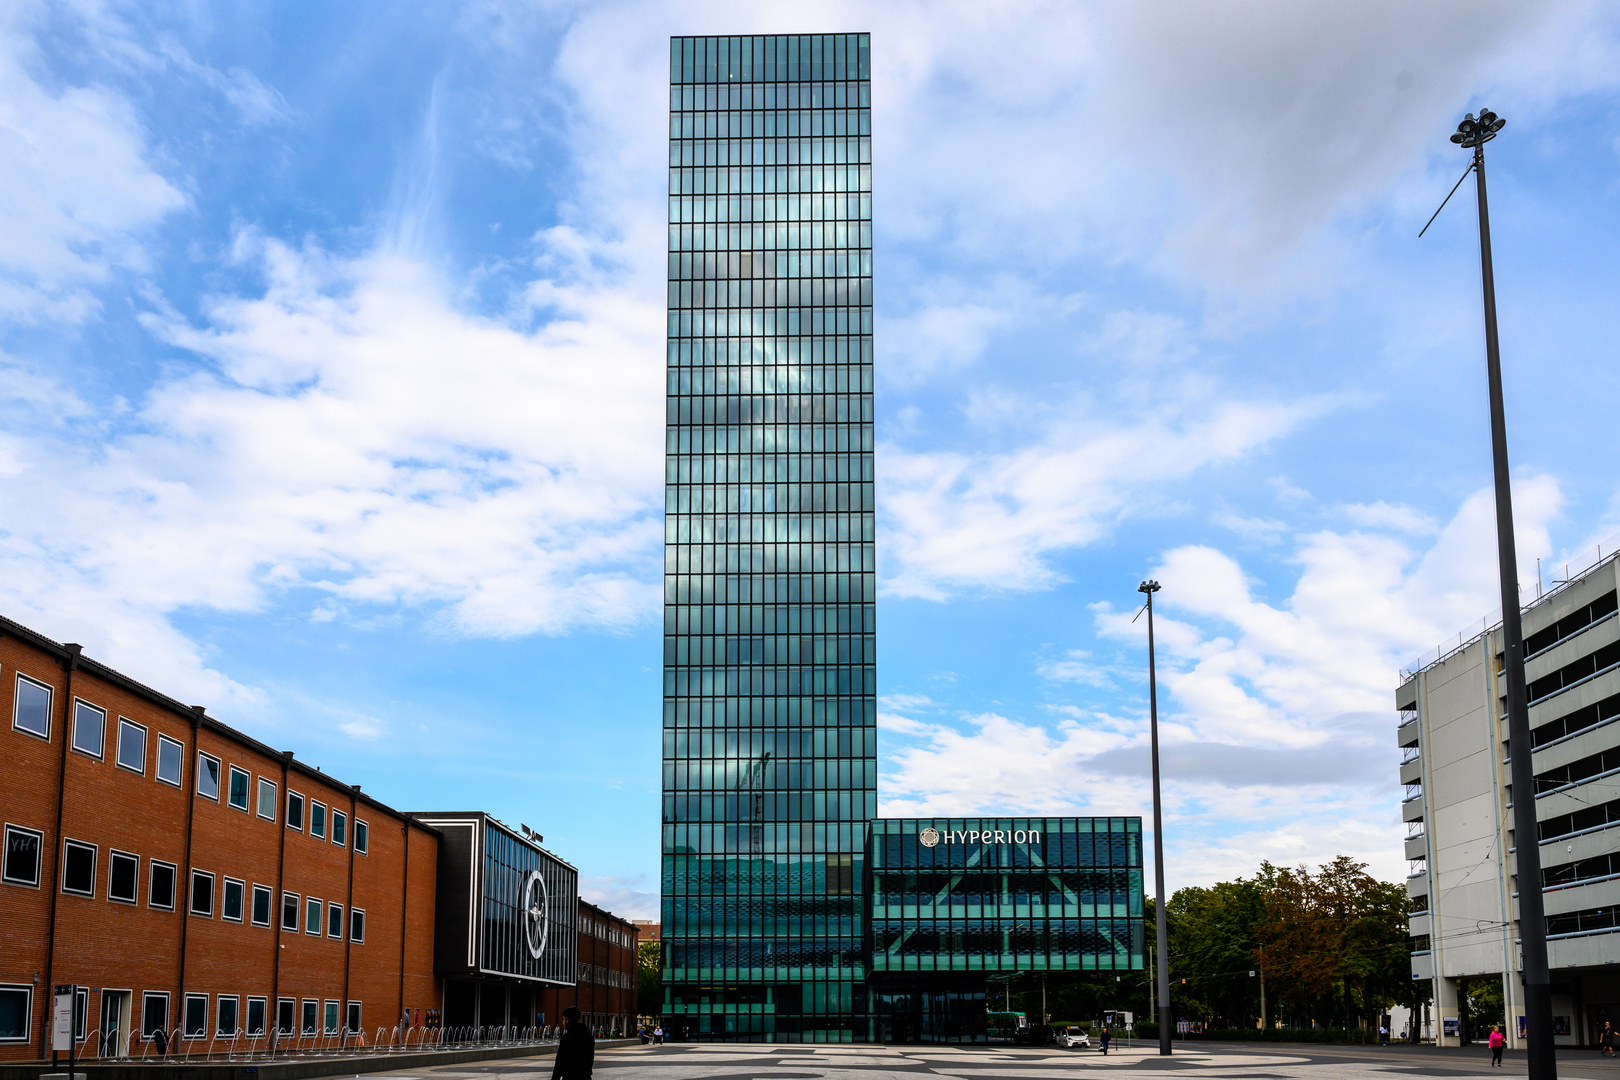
{"left": 536, "top": 901, "right": 639, "bottom": 1037}
{"left": 0, "top": 616, "right": 637, "bottom": 1060}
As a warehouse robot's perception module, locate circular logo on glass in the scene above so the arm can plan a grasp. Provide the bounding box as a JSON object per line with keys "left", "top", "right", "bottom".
{"left": 919, "top": 827, "right": 941, "bottom": 848}
{"left": 522, "top": 870, "right": 549, "bottom": 960}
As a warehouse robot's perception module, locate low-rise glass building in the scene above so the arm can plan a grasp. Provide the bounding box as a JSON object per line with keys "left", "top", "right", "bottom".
{"left": 867, "top": 817, "right": 1145, "bottom": 1043}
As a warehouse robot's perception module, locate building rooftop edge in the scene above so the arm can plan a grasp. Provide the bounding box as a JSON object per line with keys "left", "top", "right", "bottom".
{"left": 1, "top": 610, "right": 437, "bottom": 835}
{"left": 407, "top": 810, "right": 581, "bottom": 875}
{"left": 1401, "top": 544, "right": 1620, "bottom": 683}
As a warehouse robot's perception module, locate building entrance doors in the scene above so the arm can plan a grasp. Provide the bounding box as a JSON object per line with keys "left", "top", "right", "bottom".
{"left": 101, "top": 990, "right": 132, "bottom": 1057}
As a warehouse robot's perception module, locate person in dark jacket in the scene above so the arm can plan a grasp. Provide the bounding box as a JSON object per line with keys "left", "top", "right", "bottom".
{"left": 552, "top": 1007, "right": 595, "bottom": 1080}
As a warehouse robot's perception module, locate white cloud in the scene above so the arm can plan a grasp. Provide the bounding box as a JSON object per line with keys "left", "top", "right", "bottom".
{"left": 1213, "top": 510, "right": 1289, "bottom": 544}
{"left": 579, "top": 873, "right": 659, "bottom": 920}
{"left": 1343, "top": 501, "right": 1440, "bottom": 535}
{"left": 880, "top": 392, "right": 1336, "bottom": 599}
{"left": 880, "top": 480, "right": 1564, "bottom": 886}
{"left": 0, "top": 10, "right": 185, "bottom": 321}
{"left": 0, "top": 230, "right": 666, "bottom": 701}
{"left": 881, "top": 297, "right": 1016, "bottom": 383}
{"left": 1036, "top": 650, "right": 1116, "bottom": 687}
{"left": 1268, "top": 476, "right": 1312, "bottom": 502}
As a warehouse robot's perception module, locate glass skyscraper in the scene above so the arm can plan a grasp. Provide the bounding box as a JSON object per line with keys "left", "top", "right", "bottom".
{"left": 661, "top": 33, "right": 876, "bottom": 1041}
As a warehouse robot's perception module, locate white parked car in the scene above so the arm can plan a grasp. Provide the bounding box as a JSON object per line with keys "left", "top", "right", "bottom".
{"left": 1057, "top": 1027, "right": 1090, "bottom": 1048}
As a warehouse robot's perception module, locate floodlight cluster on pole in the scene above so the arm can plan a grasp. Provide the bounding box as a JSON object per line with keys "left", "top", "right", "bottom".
{"left": 1432, "top": 106, "right": 1556, "bottom": 1079}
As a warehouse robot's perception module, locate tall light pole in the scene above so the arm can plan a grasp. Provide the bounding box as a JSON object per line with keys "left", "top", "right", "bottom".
{"left": 1440, "top": 108, "right": 1554, "bottom": 1078}
{"left": 1138, "top": 579, "right": 1171, "bottom": 1055}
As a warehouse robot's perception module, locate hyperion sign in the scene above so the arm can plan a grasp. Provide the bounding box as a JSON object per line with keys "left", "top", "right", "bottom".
{"left": 918, "top": 827, "right": 1042, "bottom": 847}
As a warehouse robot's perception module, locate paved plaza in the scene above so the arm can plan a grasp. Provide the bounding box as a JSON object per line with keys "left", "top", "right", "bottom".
{"left": 370, "top": 1041, "right": 1620, "bottom": 1080}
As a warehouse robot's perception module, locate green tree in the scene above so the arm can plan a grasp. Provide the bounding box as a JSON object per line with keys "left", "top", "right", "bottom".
{"left": 1165, "top": 869, "right": 1273, "bottom": 1028}
{"left": 1255, "top": 856, "right": 1412, "bottom": 1030}
{"left": 636, "top": 939, "right": 662, "bottom": 1019}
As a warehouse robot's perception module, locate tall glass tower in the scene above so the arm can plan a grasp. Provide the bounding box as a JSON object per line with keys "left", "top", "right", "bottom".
{"left": 662, "top": 33, "right": 875, "bottom": 1042}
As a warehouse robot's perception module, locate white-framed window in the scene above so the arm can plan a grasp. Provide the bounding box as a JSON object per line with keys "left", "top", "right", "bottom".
{"left": 331, "top": 809, "right": 347, "bottom": 847}
{"left": 155, "top": 735, "right": 183, "bottom": 787}
{"left": 183, "top": 994, "right": 208, "bottom": 1039}
{"left": 61, "top": 839, "right": 96, "bottom": 897}
{"left": 222, "top": 877, "right": 245, "bottom": 922}
{"left": 281, "top": 891, "right": 300, "bottom": 931}
{"left": 141, "top": 992, "right": 169, "bottom": 1041}
{"left": 12, "top": 673, "right": 52, "bottom": 741}
{"left": 300, "top": 999, "right": 318, "bottom": 1036}
{"left": 345, "top": 1001, "right": 362, "bottom": 1035}
{"left": 115, "top": 718, "right": 147, "bottom": 774}
{"left": 256, "top": 778, "right": 277, "bottom": 820}
{"left": 326, "top": 901, "right": 343, "bottom": 939}
{"left": 2, "top": 824, "right": 43, "bottom": 887}
{"left": 323, "top": 1000, "right": 339, "bottom": 1035}
{"left": 227, "top": 766, "right": 250, "bottom": 811}
{"left": 196, "top": 752, "right": 221, "bottom": 800}
{"left": 0, "top": 984, "right": 31, "bottom": 1042}
{"left": 305, "top": 896, "right": 321, "bottom": 935}
{"left": 353, "top": 818, "right": 368, "bottom": 854}
{"left": 71, "top": 699, "right": 105, "bottom": 759}
{"left": 246, "top": 997, "right": 266, "bottom": 1037}
{"left": 276, "top": 998, "right": 295, "bottom": 1036}
{"left": 251, "top": 883, "right": 272, "bottom": 926}
{"left": 73, "top": 987, "right": 87, "bottom": 1042}
{"left": 216, "top": 995, "right": 239, "bottom": 1037}
{"left": 108, "top": 849, "right": 139, "bottom": 904}
{"left": 286, "top": 791, "right": 305, "bottom": 831}
{"left": 189, "top": 868, "right": 215, "bottom": 917}
{"left": 310, "top": 800, "right": 327, "bottom": 840}
{"left": 149, "top": 859, "right": 177, "bottom": 910}
{"left": 349, "top": 907, "right": 366, "bottom": 943}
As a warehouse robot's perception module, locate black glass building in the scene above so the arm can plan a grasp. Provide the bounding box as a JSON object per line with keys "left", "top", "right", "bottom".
{"left": 413, "top": 813, "right": 578, "bottom": 1029}
{"left": 662, "top": 32, "right": 876, "bottom": 1042}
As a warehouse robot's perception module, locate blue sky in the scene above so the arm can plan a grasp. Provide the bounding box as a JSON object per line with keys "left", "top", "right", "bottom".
{"left": 4, "top": 1, "right": 1620, "bottom": 918}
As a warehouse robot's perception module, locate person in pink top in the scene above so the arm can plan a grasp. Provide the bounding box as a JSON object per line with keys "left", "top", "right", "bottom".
{"left": 1488, "top": 1025, "right": 1506, "bottom": 1067}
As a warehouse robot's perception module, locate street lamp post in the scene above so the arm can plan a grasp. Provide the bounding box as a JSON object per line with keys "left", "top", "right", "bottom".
{"left": 1445, "top": 108, "right": 1555, "bottom": 1078}
{"left": 1138, "top": 579, "right": 1171, "bottom": 1055}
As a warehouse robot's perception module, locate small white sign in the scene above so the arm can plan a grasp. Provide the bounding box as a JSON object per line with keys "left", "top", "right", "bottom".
{"left": 52, "top": 986, "right": 75, "bottom": 1052}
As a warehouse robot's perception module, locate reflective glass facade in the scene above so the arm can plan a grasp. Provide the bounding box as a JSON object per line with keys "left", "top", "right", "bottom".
{"left": 869, "top": 818, "right": 1146, "bottom": 974}
{"left": 479, "top": 822, "right": 578, "bottom": 985}
{"left": 662, "top": 32, "right": 876, "bottom": 1043}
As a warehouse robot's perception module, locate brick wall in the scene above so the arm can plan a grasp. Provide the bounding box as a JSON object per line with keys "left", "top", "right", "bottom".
{"left": 537, "top": 901, "right": 639, "bottom": 1037}
{"left": 0, "top": 621, "right": 440, "bottom": 1061}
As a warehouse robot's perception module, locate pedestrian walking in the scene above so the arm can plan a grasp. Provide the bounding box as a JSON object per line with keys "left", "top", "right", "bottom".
{"left": 1488, "top": 1025, "right": 1505, "bottom": 1067}
{"left": 1602, "top": 1022, "right": 1615, "bottom": 1057}
{"left": 551, "top": 1007, "right": 594, "bottom": 1080}
{"left": 1099, "top": 1028, "right": 1110, "bottom": 1055}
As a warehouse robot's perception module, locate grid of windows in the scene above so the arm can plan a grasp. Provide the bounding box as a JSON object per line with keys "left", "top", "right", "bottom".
{"left": 868, "top": 819, "right": 1146, "bottom": 974}
{"left": 663, "top": 32, "right": 875, "bottom": 1044}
